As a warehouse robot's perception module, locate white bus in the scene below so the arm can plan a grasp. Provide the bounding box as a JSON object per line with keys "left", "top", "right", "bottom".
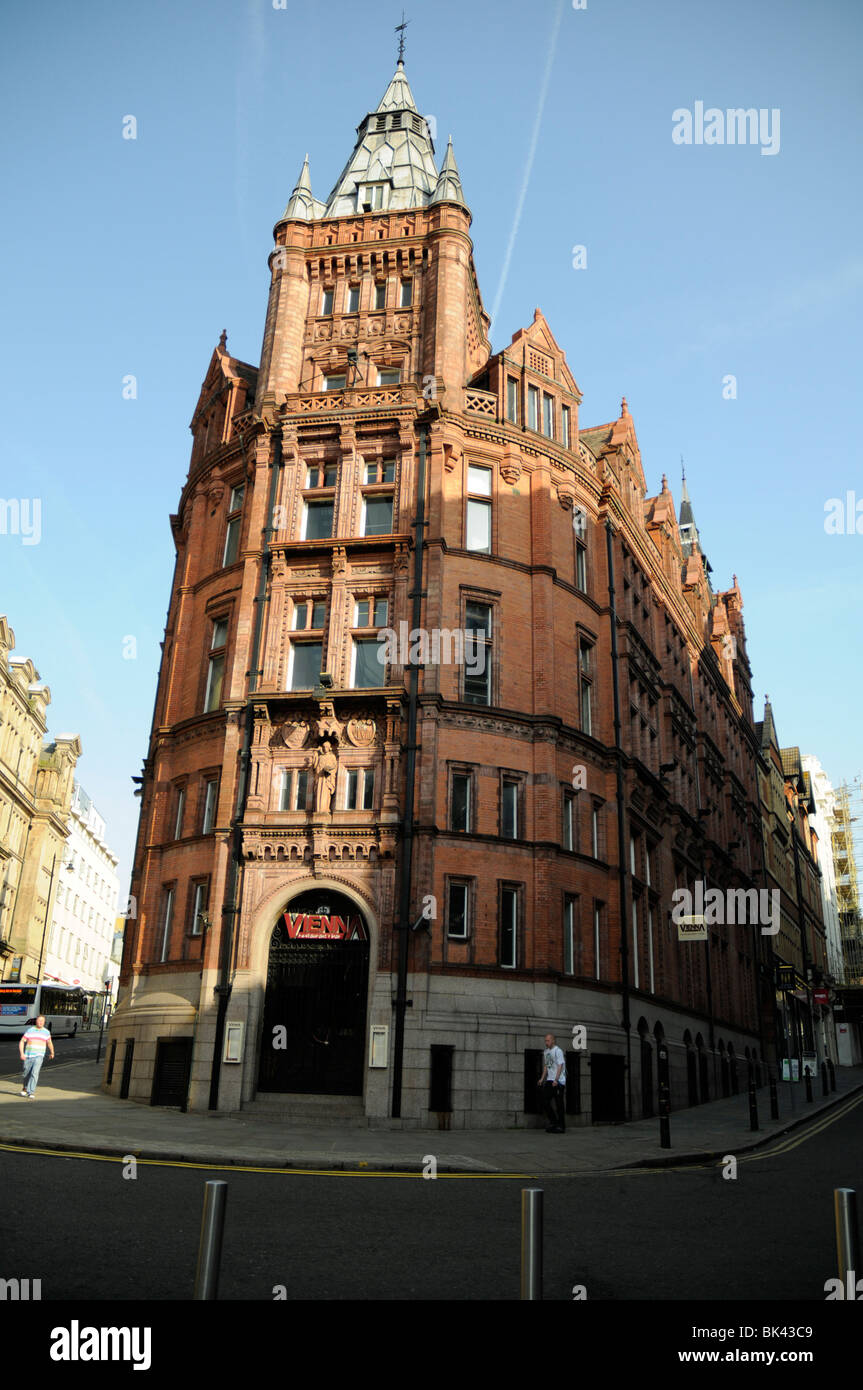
{"left": 0, "top": 983, "right": 86, "bottom": 1038}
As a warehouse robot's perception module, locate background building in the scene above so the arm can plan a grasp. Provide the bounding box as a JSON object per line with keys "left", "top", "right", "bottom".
{"left": 0, "top": 615, "right": 81, "bottom": 984}
{"left": 801, "top": 755, "right": 844, "bottom": 984}
{"left": 109, "top": 64, "right": 788, "bottom": 1124}
{"left": 43, "top": 782, "right": 121, "bottom": 1017}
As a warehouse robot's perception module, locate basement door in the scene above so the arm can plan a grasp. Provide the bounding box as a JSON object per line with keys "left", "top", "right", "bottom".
{"left": 257, "top": 892, "right": 370, "bottom": 1096}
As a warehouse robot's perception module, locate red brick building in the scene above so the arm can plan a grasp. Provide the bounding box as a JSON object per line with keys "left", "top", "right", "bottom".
{"left": 107, "top": 63, "right": 771, "bottom": 1125}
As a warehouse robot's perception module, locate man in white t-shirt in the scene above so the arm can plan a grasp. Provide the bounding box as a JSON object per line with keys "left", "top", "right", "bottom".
{"left": 537, "top": 1032, "right": 566, "bottom": 1133}
{"left": 19, "top": 1015, "right": 54, "bottom": 1098}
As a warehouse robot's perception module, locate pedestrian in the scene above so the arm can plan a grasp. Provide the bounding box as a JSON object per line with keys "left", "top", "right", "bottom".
{"left": 19, "top": 1014, "right": 54, "bottom": 1099}
{"left": 537, "top": 1031, "right": 566, "bottom": 1133}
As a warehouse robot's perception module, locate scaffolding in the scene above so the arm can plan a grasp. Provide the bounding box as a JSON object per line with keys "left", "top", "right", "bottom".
{"left": 832, "top": 778, "right": 863, "bottom": 984}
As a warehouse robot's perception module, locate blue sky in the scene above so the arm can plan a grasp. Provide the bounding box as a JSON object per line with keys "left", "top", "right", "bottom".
{"left": 2, "top": 0, "right": 861, "bottom": 890}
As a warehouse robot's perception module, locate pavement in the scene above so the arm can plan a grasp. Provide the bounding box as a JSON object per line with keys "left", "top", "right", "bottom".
{"left": 2, "top": 1056, "right": 862, "bottom": 1175}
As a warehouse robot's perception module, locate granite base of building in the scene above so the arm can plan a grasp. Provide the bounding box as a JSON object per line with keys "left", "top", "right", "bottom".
{"left": 103, "top": 970, "right": 762, "bottom": 1130}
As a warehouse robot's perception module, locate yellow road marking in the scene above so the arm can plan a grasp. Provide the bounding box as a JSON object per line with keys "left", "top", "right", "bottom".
{"left": 604, "top": 1091, "right": 863, "bottom": 1175}
{"left": 737, "top": 1091, "right": 863, "bottom": 1162}
{"left": 0, "top": 1142, "right": 534, "bottom": 1178}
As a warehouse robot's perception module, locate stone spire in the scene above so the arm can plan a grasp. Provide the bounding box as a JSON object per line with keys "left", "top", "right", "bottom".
{"left": 324, "top": 65, "right": 440, "bottom": 218}
{"left": 374, "top": 63, "right": 418, "bottom": 114}
{"left": 282, "top": 155, "right": 325, "bottom": 222}
{"left": 678, "top": 459, "right": 698, "bottom": 558}
{"left": 677, "top": 459, "right": 713, "bottom": 585}
{"left": 430, "top": 137, "right": 467, "bottom": 208}
{"left": 761, "top": 694, "right": 779, "bottom": 751}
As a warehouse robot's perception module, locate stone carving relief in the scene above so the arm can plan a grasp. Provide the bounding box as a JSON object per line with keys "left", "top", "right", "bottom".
{"left": 315, "top": 704, "right": 343, "bottom": 742}
{"left": 442, "top": 442, "right": 461, "bottom": 473}
{"left": 345, "top": 717, "right": 377, "bottom": 748}
{"left": 275, "top": 720, "right": 309, "bottom": 750}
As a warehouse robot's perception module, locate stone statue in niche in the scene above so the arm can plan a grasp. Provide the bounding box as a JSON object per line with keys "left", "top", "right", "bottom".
{"left": 310, "top": 740, "right": 338, "bottom": 813}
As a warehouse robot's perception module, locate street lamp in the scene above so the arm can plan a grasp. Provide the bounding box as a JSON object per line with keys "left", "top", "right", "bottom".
{"left": 95, "top": 967, "right": 113, "bottom": 1065}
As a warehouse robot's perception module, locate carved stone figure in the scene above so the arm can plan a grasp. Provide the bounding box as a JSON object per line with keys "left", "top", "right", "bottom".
{"left": 310, "top": 740, "right": 338, "bottom": 813}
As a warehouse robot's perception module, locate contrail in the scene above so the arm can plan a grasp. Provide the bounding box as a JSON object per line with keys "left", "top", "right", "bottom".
{"left": 489, "top": 0, "right": 566, "bottom": 337}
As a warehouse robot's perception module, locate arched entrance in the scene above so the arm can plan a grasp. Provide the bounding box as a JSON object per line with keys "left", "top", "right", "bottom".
{"left": 257, "top": 889, "right": 370, "bottom": 1096}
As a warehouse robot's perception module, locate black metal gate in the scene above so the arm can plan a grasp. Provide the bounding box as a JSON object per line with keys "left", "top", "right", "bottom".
{"left": 258, "top": 907, "right": 370, "bottom": 1096}
{"left": 640, "top": 1038, "right": 654, "bottom": 1118}
{"left": 151, "top": 1036, "right": 193, "bottom": 1108}
{"left": 119, "top": 1039, "right": 134, "bottom": 1099}
{"left": 686, "top": 1047, "right": 699, "bottom": 1105}
{"left": 590, "top": 1052, "right": 626, "bottom": 1122}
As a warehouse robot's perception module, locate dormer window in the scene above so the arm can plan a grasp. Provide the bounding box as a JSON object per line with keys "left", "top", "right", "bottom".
{"left": 361, "top": 184, "right": 387, "bottom": 212}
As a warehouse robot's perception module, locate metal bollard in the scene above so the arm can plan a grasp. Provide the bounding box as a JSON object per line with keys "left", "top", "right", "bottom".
{"left": 804, "top": 1066, "right": 813, "bottom": 1103}
{"left": 520, "top": 1188, "right": 543, "bottom": 1301}
{"left": 194, "top": 1180, "right": 228, "bottom": 1300}
{"left": 769, "top": 1074, "right": 779, "bottom": 1120}
{"left": 821, "top": 1062, "right": 829, "bottom": 1097}
{"left": 827, "top": 1058, "right": 836, "bottom": 1092}
{"left": 834, "top": 1188, "right": 859, "bottom": 1290}
{"left": 748, "top": 1079, "right": 759, "bottom": 1131}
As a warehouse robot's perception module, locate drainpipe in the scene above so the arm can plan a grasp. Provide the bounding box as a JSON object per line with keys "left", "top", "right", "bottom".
{"left": 605, "top": 520, "right": 632, "bottom": 1120}
{"left": 391, "top": 419, "right": 429, "bottom": 1118}
{"left": 208, "top": 427, "right": 283, "bottom": 1111}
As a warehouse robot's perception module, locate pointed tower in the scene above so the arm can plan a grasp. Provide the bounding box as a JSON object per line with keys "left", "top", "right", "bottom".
{"left": 325, "top": 64, "right": 440, "bottom": 217}
{"left": 257, "top": 62, "right": 489, "bottom": 408}
{"left": 678, "top": 461, "right": 713, "bottom": 583}
{"left": 678, "top": 462, "right": 699, "bottom": 559}
{"left": 282, "top": 155, "right": 326, "bottom": 222}
{"left": 430, "top": 138, "right": 467, "bottom": 208}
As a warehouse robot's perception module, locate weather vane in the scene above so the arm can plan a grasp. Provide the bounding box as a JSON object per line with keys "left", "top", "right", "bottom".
{"left": 396, "top": 11, "right": 409, "bottom": 64}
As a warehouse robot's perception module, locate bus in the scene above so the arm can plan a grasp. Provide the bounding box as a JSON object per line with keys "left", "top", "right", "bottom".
{"left": 0, "top": 983, "right": 87, "bottom": 1038}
